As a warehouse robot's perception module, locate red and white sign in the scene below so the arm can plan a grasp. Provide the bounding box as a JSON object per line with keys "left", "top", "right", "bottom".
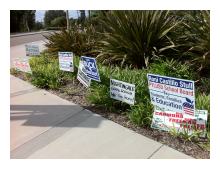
{"left": 13, "top": 58, "right": 32, "bottom": 73}
{"left": 151, "top": 108, "right": 208, "bottom": 136}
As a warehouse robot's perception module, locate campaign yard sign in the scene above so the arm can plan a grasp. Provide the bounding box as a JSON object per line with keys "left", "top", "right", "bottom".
{"left": 77, "top": 60, "right": 91, "bottom": 88}
{"left": 81, "top": 56, "right": 100, "bottom": 82}
{"left": 25, "top": 44, "right": 40, "bottom": 56}
{"left": 147, "top": 74, "right": 195, "bottom": 116}
{"left": 58, "top": 52, "right": 74, "bottom": 72}
{"left": 13, "top": 57, "right": 32, "bottom": 73}
{"left": 110, "top": 79, "right": 135, "bottom": 105}
{"left": 151, "top": 108, "right": 208, "bottom": 136}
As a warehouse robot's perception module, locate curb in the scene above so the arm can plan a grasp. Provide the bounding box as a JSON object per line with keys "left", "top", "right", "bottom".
{"left": 10, "top": 31, "right": 56, "bottom": 38}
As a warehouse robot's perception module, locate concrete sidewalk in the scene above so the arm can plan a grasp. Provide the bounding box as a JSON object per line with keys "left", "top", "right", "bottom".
{"left": 10, "top": 75, "right": 193, "bottom": 159}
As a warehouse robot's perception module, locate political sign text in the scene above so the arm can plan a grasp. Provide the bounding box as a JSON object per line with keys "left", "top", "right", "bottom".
{"left": 58, "top": 52, "right": 74, "bottom": 72}
{"left": 147, "top": 74, "right": 195, "bottom": 116}
{"left": 81, "top": 56, "right": 100, "bottom": 82}
{"left": 110, "top": 79, "right": 135, "bottom": 105}
{"left": 25, "top": 44, "right": 40, "bottom": 56}
{"left": 151, "top": 108, "right": 208, "bottom": 136}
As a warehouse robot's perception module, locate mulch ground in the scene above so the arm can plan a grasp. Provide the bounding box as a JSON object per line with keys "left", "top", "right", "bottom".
{"left": 15, "top": 74, "right": 210, "bottom": 159}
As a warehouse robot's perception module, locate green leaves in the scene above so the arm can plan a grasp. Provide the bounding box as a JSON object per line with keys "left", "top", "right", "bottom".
{"left": 44, "top": 24, "right": 99, "bottom": 57}
{"left": 97, "top": 10, "right": 179, "bottom": 68}
{"left": 173, "top": 11, "right": 210, "bottom": 77}
{"left": 128, "top": 102, "right": 154, "bottom": 127}
{"left": 29, "top": 56, "right": 74, "bottom": 89}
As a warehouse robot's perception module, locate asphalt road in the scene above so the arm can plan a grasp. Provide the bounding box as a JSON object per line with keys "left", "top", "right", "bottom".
{"left": 10, "top": 31, "right": 54, "bottom": 46}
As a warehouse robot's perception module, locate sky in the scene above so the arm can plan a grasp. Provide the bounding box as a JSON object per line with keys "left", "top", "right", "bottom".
{"left": 35, "top": 10, "right": 88, "bottom": 22}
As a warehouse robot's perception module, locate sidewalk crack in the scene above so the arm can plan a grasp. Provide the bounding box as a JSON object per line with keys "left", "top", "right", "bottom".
{"left": 147, "top": 144, "right": 164, "bottom": 159}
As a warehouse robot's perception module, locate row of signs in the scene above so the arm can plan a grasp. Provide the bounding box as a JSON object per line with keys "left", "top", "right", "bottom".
{"left": 110, "top": 74, "right": 207, "bottom": 136}
{"left": 59, "top": 53, "right": 136, "bottom": 107}
{"left": 13, "top": 47, "right": 208, "bottom": 136}
{"left": 58, "top": 52, "right": 101, "bottom": 84}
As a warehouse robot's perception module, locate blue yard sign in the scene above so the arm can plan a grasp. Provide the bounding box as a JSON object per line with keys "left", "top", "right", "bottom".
{"left": 81, "top": 56, "right": 100, "bottom": 82}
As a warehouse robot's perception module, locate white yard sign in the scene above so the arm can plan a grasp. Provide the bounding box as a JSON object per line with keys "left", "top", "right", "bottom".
{"left": 25, "top": 44, "right": 40, "bottom": 56}
{"left": 147, "top": 74, "right": 195, "bottom": 116}
{"left": 110, "top": 79, "right": 135, "bottom": 105}
{"left": 151, "top": 108, "right": 208, "bottom": 136}
{"left": 77, "top": 60, "right": 91, "bottom": 88}
{"left": 13, "top": 57, "right": 32, "bottom": 73}
{"left": 58, "top": 52, "right": 74, "bottom": 72}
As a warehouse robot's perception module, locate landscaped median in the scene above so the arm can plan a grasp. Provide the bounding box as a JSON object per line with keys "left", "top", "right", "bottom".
{"left": 10, "top": 52, "right": 210, "bottom": 159}
{"left": 10, "top": 10, "right": 210, "bottom": 158}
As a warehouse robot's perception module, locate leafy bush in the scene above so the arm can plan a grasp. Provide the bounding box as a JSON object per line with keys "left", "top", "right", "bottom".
{"left": 128, "top": 101, "right": 154, "bottom": 127}
{"left": 86, "top": 64, "right": 153, "bottom": 125}
{"left": 87, "top": 65, "right": 149, "bottom": 103}
{"left": 171, "top": 11, "right": 210, "bottom": 77}
{"left": 148, "top": 58, "right": 194, "bottom": 80}
{"left": 51, "top": 16, "right": 66, "bottom": 27}
{"left": 10, "top": 68, "right": 20, "bottom": 76}
{"left": 196, "top": 77, "right": 210, "bottom": 95}
{"left": 86, "top": 84, "right": 117, "bottom": 111}
{"left": 97, "top": 10, "right": 180, "bottom": 68}
{"left": 196, "top": 93, "right": 210, "bottom": 131}
{"left": 196, "top": 94, "right": 210, "bottom": 112}
{"left": 184, "top": 11, "right": 210, "bottom": 74}
{"left": 29, "top": 55, "right": 75, "bottom": 89}
{"left": 44, "top": 23, "right": 99, "bottom": 57}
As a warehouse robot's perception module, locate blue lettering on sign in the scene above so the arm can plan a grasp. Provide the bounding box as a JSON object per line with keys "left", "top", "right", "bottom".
{"left": 147, "top": 74, "right": 194, "bottom": 90}
{"left": 81, "top": 56, "right": 100, "bottom": 82}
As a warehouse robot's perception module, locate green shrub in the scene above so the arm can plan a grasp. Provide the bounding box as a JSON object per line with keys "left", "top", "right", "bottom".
{"left": 128, "top": 101, "right": 154, "bottom": 127}
{"left": 196, "top": 94, "right": 210, "bottom": 112}
{"left": 51, "top": 16, "right": 66, "bottom": 27}
{"left": 148, "top": 58, "right": 194, "bottom": 80}
{"left": 10, "top": 68, "right": 20, "bottom": 76}
{"left": 196, "top": 77, "right": 210, "bottom": 95}
{"left": 44, "top": 23, "right": 99, "bottom": 57}
{"left": 10, "top": 68, "right": 32, "bottom": 81}
{"left": 180, "top": 11, "right": 210, "bottom": 77}
{"left": 196, "top": 93, "right": 210, "bottom": 131}
{"left": 86, "top": 64, "right": 154, "bottom": 126}
{"left": 87, "top": 65, "right": 149, "bottom": 108}
{"left": 86, "top": 84, "right": 116, "bottom": 111}
{"left": 29, "top": 56, "right": 75, "bottom": 89}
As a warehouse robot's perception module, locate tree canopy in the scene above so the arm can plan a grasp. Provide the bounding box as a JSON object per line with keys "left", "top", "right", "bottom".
{"left": 10, "top": 10, "right": 36, "bottom": 33}
{"left": 44, "top": 10, "right": 66, "bottom": 27}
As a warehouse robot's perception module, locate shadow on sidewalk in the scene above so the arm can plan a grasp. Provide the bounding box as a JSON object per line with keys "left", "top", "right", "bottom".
{"left": 10, "top": 105, "right": 105, "bottom": 128}
{"left": 10, "top": 104, "right": 107, "bottom": 158}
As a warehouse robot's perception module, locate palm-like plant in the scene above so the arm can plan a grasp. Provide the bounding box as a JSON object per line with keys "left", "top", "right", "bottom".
{"left": 96, "top": 10, "right": 180, "bottom": 68}
{"left": 181, "top": 11, "right": 210, "bottom": 76}
{"left": 44, "top": 23, "right": 99, "bottom": 57}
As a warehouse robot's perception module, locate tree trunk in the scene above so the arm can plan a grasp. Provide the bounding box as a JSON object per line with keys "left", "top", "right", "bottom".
{"left": 66, "top": 10, "right": 70, "bottom": 30}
